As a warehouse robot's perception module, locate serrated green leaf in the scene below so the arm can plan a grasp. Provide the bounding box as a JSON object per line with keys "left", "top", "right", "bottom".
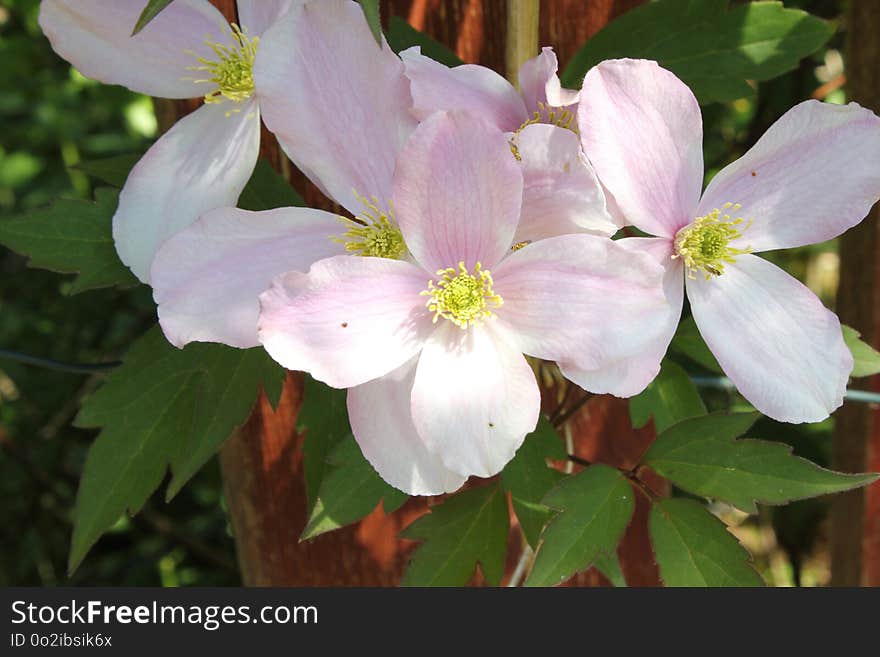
{"left": 299, "top": 376, "right": 351, "bottom": 514}
{"left": 629, "top": 360, "right": 706, "bottom": 432}
{"left": 401, "top": 484, "right": 509, "bottom": 586}
{"left": 0, "top": 188, "right": 138, "bottom": 294}
{"left": 525, "top": 465, "right": 634, "bottom": 587}
{"left": 132, "top": 0, "right": 175, "bottom": 35}
{"left": 386, "top": 16, "right": 463, "bottom": 67}
{"left": 561, "top": 0, "right": 834, "bottom": 104}
{"left": 842, "top": 325, "right": 880, "bottom": 378}
{"left": 69, "top": 327, "right": 284, "bottom": 572}
{"left": 302, "top": 435, "right": 408, "bottom": 540}
{"left": 237, "top": 159, "right": 305, "bottom": 212}
{"left": 670, "top": 316, "right": 722, "bottom": 373}
{"left": 74, "top": 153, "right": 142, "bottom": 188}
{"left": 501, "top": 417, "right": 566, "bottom": 547}
{"left": 644, "top": 412, "right": 879, "bottom": 513}
{"left": 650, "top": 498, "right": 764, "bottom": 586}
{"left": 358, "top": 0, "right": 383, "bottom": 45}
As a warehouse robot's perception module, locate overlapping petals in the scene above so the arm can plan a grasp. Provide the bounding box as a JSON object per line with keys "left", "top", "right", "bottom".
{"left": 151, "top": 206, "right": 345, "bottom": 348}
{"left": 255, "top": 0, "right": 417, "bottom": 214}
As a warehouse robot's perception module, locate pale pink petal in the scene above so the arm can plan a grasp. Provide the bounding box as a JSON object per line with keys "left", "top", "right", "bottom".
{"left": 393, "top": 111, "right": 523, "bottom": 272}
{"left": 401, "top": 46, "right": 528, "bottom": 130}
{"left": 559, "top": 237, "right": 683, "bottom": 397}
{"left": 151, "top": 206, "right": 345, "bottom": 349}
{"left": 258, "top": 256, "right": 434, "bottom": 388}
{"left": 517, "top": 47, "right": 578, "bottom": 114}
{"left": 411, "top": 323, "right": 540, "bottom": 478}
{"left": 39, "top": 0, "right": 229, "bottom": 99}
{"left": 114, "top": 100, "right": 260, "bottom": 283}
{"left": 254, "top": 0, "right": 416, "bottom": 215}
{"left": 348, "top": 358, "right": 468, "bottom": 495}
{"left": 116, "top": 102, "right": 261, "bottom": 279}
{"left": 491, "top": 234, "right": 668, "bottom": 371}
{"left": 688, "top": 254, "right": 852, "bottom": 423}
{"left": 579, "top": 58, "right": 704, "bottom": 238}
{"left": 513, "top": 123, "right": 619, "bottom": 242}
{"left": 236, "top": 0, "right": 297, "bottom": 35}
{"left": 698, "top": 100, "right": 880, "bottom": 252}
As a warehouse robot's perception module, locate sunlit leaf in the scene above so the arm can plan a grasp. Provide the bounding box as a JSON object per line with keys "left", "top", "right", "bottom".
{"left": 629, "top": 360, "right": 706, "bottom": 432}
{"left": 132, "top": 0, "right": 175, "bottom": 36}
{"left": 842, "top": 325, "right": 880, "bottom": 378}
{"left": 644, "top": 412, "right": 879, "bottom": 513}
{"left": 401, "top": 484, "right": 508, "bottom": 586}
{"left": 650, "top": 498, "right": 764, "bottom": 586}
{"left": 525, "top": 465, "right": 634, "bottom": 587}
{"left": 358, "top": 0, "right": 383, "bottom": 45}
{"left": 562, "top": 0, "right": 834, "bottom": 104}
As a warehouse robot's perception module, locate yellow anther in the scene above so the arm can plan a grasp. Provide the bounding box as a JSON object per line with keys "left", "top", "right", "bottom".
{"left": 509, "top": 101, "right": 578, "bottom": 160}
{"left": 422, "top": 262, "right": 503, "bottom": 329}
{"left": 186, "top": 24, "right": 258, "bottom": 107}
{"left": 333, "top": 193, "right": 406, "bottom": 260}
{"left": 673, "top": 202, "right": 753, "bottom": 280}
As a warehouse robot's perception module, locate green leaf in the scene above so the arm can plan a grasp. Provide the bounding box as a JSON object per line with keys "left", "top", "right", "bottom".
{"left": 594, "top": 551, "right": 627, "bottom": 587}
{"left": 70, "top": 327, "right": 284, "bottom": 572}
{"left": 132, "top": 0, "right": 175, "bottom": 36}
{"left": 629, "top": 360, "right": 706, "bottom": 432}
{"left": 501, "top": 417, "right": 566, "bottom": 547}
{"left": 650, "top": 498, "right": 764, "bottom": 586}
{"left": 299, "top": 376, "right": 351, "bottom": 514}
{"left": 644, "top": 412, "right": 879, "bottom": 514}
{"left": 237, "top": 159, "right": 305, "bottom": 212}
{"left": 386, "top": 16, "right": 463, "bottom": 67}
{"left": 670, "top": 316, "right": 722, "bottom": 373}
{"left": 358, "top": 0, "right": 383, "bottom": 45}
{"left": 0, "top": 188, "right": 139, "bottom": 294}
{"left": 525, "top": 465, "right": 634, "bottom": 587}
{"left": 401, "top": 484, "right": 509, "bottom": 586}
{"left": 561, "top": 0, "right": 834, "bottom": 104}
{"left": 302, "top": 435, "right": 408, "bottom": 540}
{"left": 73, "top": 153, "right": 142, "bottom": 188}
{"left": 842, "top": 325, "right": 880, "bottom": 378}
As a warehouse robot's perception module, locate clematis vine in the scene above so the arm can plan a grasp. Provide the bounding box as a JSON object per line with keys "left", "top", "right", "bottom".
{"left": 39, "top": 0, "right": 296, "bottom": 283}
{"left": 257, "top": 111, "right": 668, "bottom": 495}
{"left": 576, "top": 58, "right": 880, "bottom": 423}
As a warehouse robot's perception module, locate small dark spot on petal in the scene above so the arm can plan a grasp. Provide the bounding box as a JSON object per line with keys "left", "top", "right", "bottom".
{"left": 488, "top": 422, "right": 495, "bottom": 428}
{"left": 751, "top": 171, "right": 757, "bottom": 177}
{"left": 341, "top": 322, "right": 348, "bottom": 328}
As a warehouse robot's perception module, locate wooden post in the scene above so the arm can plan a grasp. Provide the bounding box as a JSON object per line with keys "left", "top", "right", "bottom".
{"left": 831, "top": 0, "right": 880, "bottom": 587}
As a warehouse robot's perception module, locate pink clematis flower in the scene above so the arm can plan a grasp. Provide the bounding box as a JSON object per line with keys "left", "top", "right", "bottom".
{"left": 257, "top": 111, "right": 668, "bottom": 495}
{"left": 150, "top": 0, "right": 416, "bottom": 348}
{"left": 401, "top": 45, "right": 618, "bottom": 240}
{"left": 39, "top": 0, "right": 296, "bottom": 283}
{"left": 576, "top": 58, "right": 880, "bottom": 423}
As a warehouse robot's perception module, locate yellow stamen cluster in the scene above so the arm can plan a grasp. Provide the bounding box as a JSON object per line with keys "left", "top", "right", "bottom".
{"left": 333, "top": 194, "right": 407, "bottom": 260}
{"left": 673, "top": 203, "right": 753, "bottom": 279}
{"left": 422, "top": 262, "right": 503, "bottom": 329}
{"left": 509, "top": 101, "right": 578, "bottom": 161}
{"left": 187, "top": 24, "right": 258, "bottom": 106}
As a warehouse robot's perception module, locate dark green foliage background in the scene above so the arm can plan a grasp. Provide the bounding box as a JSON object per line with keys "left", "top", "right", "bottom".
{"left": 0, "top": 0, "right": 858, "bottom": 585}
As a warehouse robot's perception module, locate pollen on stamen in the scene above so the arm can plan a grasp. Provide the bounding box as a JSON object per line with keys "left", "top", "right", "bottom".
{"left": 332, "top": 192, "right": 407, "bottom": 260}
{"left": 508, "top": 101, "right": 578, "bottom": 160}
{"left": 421, "top": 262, "right": 503, "bottom": 329}
{"left": 673, "top": 202, "right": 753, "bottom": 280}
{"left": 185, "top": 24, "right": 258, "bottom": 110}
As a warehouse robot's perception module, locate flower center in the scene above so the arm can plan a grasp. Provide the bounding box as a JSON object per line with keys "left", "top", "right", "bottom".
{"left": 333, "top": 194, "right": 407, "bottom": 260}
{"left": 673, "top": 203, "right": 753, "bottom": 279}
{"left": 187, "top": 24, "right": 258, "bottom": 105}
{"left": 422, "top": 262, "right": 503, "bottom": 329}
{"left": 509, "top": 101, "right": 578, "bottom": 161}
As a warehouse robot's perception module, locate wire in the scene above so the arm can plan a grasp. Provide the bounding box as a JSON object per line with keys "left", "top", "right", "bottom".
{"left": 692, "top": 375, "right": 880, "bottom": 405}
{"left": 0, "top": 349, "right": 120, "bottom": 375}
